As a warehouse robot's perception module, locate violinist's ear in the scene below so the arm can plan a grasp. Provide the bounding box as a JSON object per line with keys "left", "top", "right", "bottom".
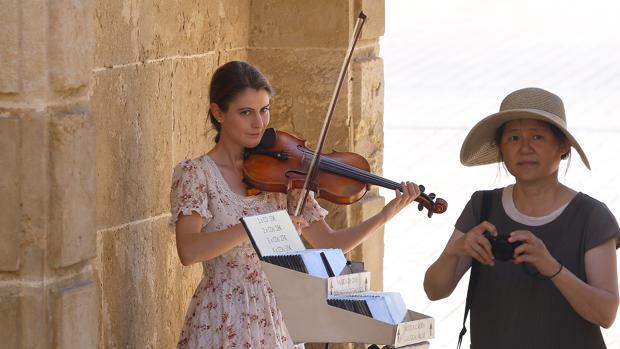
{"left": 210, "top": 103, "right": 223, "bottom": 122}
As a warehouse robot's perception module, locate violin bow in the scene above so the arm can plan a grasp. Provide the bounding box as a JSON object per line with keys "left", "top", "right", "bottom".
{"left": 294, "top": 11, "right": 367, "bottom": 217}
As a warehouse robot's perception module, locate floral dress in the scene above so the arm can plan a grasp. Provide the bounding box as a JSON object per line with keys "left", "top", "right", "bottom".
{"left": 170, "top": 154, "right": 327, "bottom": 349}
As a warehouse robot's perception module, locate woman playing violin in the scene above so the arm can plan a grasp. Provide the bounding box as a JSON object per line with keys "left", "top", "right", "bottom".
{"left": 169, "top": 60, "right": 421, "bottom": 348}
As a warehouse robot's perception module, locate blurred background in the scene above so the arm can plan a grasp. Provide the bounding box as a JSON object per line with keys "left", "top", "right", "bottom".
{"left": 380, "top": 1, "right": 620, "bottom": 348}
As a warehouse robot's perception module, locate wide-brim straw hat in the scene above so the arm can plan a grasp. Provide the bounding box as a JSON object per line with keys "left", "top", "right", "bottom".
{"left": 460, "top": 87, "right": 591, "bottom": 170}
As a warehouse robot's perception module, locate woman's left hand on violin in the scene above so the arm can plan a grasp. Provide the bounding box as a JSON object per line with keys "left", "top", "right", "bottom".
{"left": 381, "top": 181, "right": 421, "bottom": 223}
{"left": 510, "top": 230, "right": 561, "bottom": 277}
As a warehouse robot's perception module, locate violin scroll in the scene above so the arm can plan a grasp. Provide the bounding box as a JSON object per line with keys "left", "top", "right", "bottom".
{"left": 413, "top": 185, "right": 448, "bottom": 218}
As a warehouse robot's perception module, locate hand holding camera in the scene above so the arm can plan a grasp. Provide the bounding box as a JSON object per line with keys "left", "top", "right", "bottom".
{"left": 448, "top": 221, "right": 498, "bottom": 266}
{"left": 483, "top": 231, "right": 523, "bottom": 262}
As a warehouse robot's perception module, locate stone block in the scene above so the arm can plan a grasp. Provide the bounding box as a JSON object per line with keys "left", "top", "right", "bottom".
{"left": 356, "top": 0, "right": 385, "bottom": 40}
{"left": 10, "top": 0, "right": 49, "bottom": 101}
{"left": 96, "top": 0, "right": 250, "bottom": 68}
{"left": 171, "top": 0, "right": 250, "bottom": 57}
{"left": 93, "top": 62, "right": 173, "bottom": 229}
{"left": 250, "top": 0, "right": 349, "bottom": 48}
{"left": 0, "top": 116, "right": 21, "bottom": 271}
{"left": 49, "top": 0, "right": 95, "bottom": 92}
{"left": 51, "top": 281, "right": 98, "bottom": 349}
{"left": 95, "top": 216, "right": 201, "bottom": 348}
{"left": 171, "top": 55, "right": 218, "bottom": 164}
{"left": 247, "top": 48, "right": 352, "bottom": 151}
{"left": 49, "top": 112, "right": 96, "bottom": 268}
{"left": 0, "top": 292, "right": 20, "bottom": 348}
{"left": 217, "top": 47, "right": 249, "bottom": 64}
{"left": 94, "top": 0, "right": 139, "bottom": 67}
{"left": 13, "top": 287, "right": 48, "bottom": 348}
{"left": 19, "top": 111, "right": 49, "bottom": 279}
{"left": 351, "top": 57, "right": 384, "bottom": 173}
{"left": 346, "top": 194, "right": 385, "bottom": 291}
{"left": 0, "top": 0, "right": 21, "bottom": 93}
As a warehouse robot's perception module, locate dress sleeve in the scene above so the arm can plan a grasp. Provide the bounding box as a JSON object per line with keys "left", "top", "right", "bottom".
{"left": 169, "top": 159, "right": 214, "bottom": 227}
{"left": 584, "top": 201, "right": 620, "bottom": 251}
{"left": 287, "top": 189, "right": 328, "bottom": 224}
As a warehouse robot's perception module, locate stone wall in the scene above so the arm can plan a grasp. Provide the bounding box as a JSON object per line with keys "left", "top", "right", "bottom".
{"left": 0, "top": 0, "right": 98, "bottom": 347}
{"left": 0, "top": 0, "right": 385, "bottom": 347}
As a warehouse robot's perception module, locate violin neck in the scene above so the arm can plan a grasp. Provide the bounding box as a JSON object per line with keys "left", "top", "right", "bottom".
{"left": 318, "top": 158, "right": 401, "bottom": 191}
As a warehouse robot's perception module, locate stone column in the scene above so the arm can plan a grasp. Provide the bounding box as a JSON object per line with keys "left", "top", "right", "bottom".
{"left": 248, "top": 1, "right": 385, "bottom": 348}
{"left": 248, "top": 0, "right": 385, "bottom": 287}
{"left": 0, "top": 0, "right": 98, "bottom": 348}
{"left": 92, "top": 0, "right": 250, "bottom": 347}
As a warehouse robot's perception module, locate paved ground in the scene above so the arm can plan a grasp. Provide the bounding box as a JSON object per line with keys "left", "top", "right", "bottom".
{"left": 381, "top": 1, "right": 620, "bottom": 348}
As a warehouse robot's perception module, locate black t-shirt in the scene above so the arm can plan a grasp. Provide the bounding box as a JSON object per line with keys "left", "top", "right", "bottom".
{"left": 455, "top": 188, "right": 620, "bottom": 349}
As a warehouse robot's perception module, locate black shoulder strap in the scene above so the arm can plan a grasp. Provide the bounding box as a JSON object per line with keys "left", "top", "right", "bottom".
{"left": 457, "top": 190, "right": 493, "bottom": 349}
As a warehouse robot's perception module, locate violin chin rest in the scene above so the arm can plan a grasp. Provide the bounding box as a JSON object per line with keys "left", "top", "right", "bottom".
{"left": 256, "top": 128, "right": 277, "bottom": 149}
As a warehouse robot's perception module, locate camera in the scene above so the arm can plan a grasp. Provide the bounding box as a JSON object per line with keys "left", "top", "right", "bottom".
{"left": 483, "top": 231, "right": 523, "bottom": 261}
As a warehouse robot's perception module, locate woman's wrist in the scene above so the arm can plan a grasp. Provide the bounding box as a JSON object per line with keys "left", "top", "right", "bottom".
{"left": 541, "top": 259, "right": 563, "bottom": 279}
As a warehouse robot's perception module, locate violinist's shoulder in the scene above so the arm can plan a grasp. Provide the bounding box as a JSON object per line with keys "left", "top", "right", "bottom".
{"left": 173, "top": 154, "right": 212, "bottom": 177}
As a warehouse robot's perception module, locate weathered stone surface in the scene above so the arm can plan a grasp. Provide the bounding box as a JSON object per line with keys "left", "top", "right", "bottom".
{"left": 49, "top": 112, "right": 96, "bottom": 268}
{"left": 51, "top": 281, "right": 98, "bottom": 349}
{"left": 0, "top": 0, "right": 21, "bottom": 93}
{"left": 217, "top": 47, "right": 249, "bottom": 66}
{"left": 0, "top": 116, "right": 21, "bottom": 271}
{"left": 357, "top": 0, "right": 385, "bottom": 40}
{"left": 172, "top": 55, "right": 218, "bottom": 164}
{"left": 346, "top": 194, "right": 386, "bottom": 291}
{"left": 95, "top": 216, "right": 201, "bottom": 348}
{"left": 250, "top": 0, "right": 349, "bottom": 48}
{"left": 19, "top": 287, "right": 48, "bottom": 348}
{"left": 19, "top": 111, "right": 49, "bottom": 279}
{"left": 49, "top": 0, "right": 95, "bottom": 93}
{"left": 247, "top": 48, "right": 352, "bottom": 151}
{"left": 0, "top": 292, "right": 19, "bottom": 348}
{"left": 17, "top": 0, "right": 47, "bottom": 101}
{"left": 95, "top": 0, "right": 250, "bottom": 68}
{"left": 351, "top": 57, "right": 384, "bottom": 173}
{"left": 94, "top": 0, "right": 139, "bottom": 67}
{"left": 94, "top": 62, "right": 173, "bottom": 229}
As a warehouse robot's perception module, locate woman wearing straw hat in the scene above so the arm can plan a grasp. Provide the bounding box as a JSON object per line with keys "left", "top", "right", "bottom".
{"left": 424, "top": 88, "right": 619, "bottom": 349}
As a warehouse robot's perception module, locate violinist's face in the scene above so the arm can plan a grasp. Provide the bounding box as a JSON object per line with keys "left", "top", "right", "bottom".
{"left": 212, "top": 88, "right": 271, "bottom": 148}
{"left": 499, "top": 119, "right": 570, "bottom": 183}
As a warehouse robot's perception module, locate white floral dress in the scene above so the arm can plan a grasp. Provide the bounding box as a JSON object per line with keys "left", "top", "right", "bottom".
{"left": 170, "top": 154, "right": 327, "bottom": 349}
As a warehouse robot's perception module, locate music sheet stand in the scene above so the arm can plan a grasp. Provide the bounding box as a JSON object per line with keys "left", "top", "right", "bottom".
{"left": 261, "top": 262, "right": 434, "bottom": 347}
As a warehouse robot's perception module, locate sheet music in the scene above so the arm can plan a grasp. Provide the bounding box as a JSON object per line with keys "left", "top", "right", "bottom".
{"left": 241, "top": 210, "right": 305, "bottom": 257}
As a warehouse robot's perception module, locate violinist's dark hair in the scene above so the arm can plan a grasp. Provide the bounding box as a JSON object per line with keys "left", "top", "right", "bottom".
{"left": 494, "top": 121, "right": 571, "bottom": 160}
{"left": 208, "top": 61, "right": 273, "bottom": 143}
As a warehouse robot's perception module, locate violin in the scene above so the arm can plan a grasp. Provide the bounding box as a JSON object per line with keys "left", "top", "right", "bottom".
{"left": 243, "top": 128, "right": 448, "bottom": 218}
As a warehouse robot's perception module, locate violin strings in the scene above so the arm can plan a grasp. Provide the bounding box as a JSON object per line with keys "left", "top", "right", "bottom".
{"left": 281, "top": 150, "right": 434, "bottom": 207}
{"left": 296, "top": 149, "right": 399, "bottom": 188}
{"left": 297, "top": 148, "right": 401, "bottom": 190}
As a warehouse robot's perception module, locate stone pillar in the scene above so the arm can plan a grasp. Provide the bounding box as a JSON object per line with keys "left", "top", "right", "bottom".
{"left": 93, "top": 0, "right": 250, "bottom": 347}
{"left": 0, "top": 0, "right": 98, "bottom": 348}
{"left": 248, "top": 1, "right": 385, "bottom": 348}
{"left": 249, "top": 0, "right": 385, "bottom": 286}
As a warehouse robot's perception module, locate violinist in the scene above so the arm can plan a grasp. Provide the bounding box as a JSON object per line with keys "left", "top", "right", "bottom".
{"left": 169, "top": 60, "right": 421, "bottom": 349}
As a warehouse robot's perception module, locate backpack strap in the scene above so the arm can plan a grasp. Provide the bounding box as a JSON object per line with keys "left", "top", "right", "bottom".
{"left": 457, "top": 190, "right": 493, "bottom": 349}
